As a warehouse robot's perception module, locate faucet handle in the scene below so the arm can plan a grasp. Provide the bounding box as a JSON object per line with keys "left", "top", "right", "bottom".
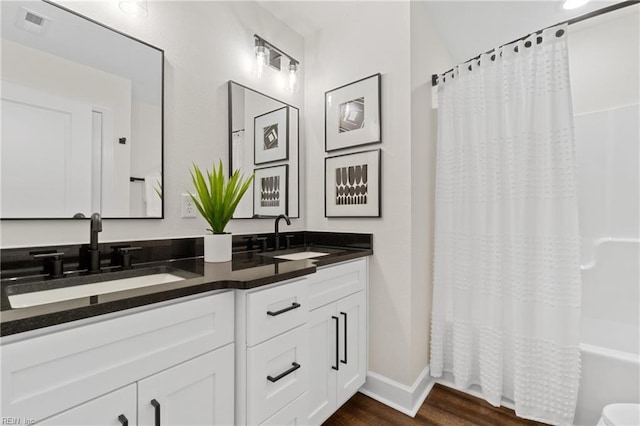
{"left": 110, "top": 245, "right": 142, "bottom": 269}
{"left": 256, "top": 237, "right": 268, "bottom": 253}
{"left": 285, "top": 235, "right": 295, "bottom": 250}
{"left": 30, "top": 250, "right": 65, "bottom": 278}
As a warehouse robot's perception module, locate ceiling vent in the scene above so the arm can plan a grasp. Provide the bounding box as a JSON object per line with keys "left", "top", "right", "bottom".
{"left": 16, "top": 7, "right": 51, "bottom": 35}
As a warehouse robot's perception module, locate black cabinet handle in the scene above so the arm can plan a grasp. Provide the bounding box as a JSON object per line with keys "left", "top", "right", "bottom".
{"left": 267, "top": 302, "right": 301, "bottom": 317}
{"left": 340, "top": 312, "right": 348, "bottom": 364}
{"left": 150, "top": 399, "right": 160, "bottom": 426}
{"left": 118, "top": 414, "right": 128, "bottom": 426}
{"left": 267, "top": 362, "right": 301, "bottom": 382}
{"left": 332, "top": 316, "right": 339, "bottom": 371}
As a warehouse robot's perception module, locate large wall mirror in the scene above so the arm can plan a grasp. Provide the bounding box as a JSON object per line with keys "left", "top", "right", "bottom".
{"left": 229, "top": 81, "right": 299, "bottom": 218}
{"left": 1, "top": 0, "right": 164, "bottom": 219}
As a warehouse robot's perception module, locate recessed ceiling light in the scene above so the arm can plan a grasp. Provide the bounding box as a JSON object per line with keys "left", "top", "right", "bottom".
{"left": 563, "top": 0, "right": 591, "bottom": 10}
{"left": 119, "top": 1, "right": 148, "bottom": 17}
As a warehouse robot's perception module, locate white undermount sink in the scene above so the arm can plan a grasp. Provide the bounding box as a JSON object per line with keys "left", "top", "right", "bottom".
{"left": 272, "top": 251, "right": 331, "bottom": 261}
{"left": 7, "top": 272, "right": 186, "bottom": 309}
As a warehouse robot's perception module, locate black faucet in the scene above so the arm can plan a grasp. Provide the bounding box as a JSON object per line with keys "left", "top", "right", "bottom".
{"left": 274, "top": 214, "right": 291, "bottom": 251}
{"left": 79, "top": 212, "right": 102, "bottom": 272}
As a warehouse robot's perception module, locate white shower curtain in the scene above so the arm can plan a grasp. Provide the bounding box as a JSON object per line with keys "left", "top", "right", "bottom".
{"left": 430, "top": 24, "right": 582, "bottom": 425}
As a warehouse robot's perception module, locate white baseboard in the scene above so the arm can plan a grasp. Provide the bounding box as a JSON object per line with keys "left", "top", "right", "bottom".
{"left": 359, "top": 365, "right": 435, "bottom": 417}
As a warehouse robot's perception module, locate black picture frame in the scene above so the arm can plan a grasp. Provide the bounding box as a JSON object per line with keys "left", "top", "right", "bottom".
{"left": 254, "top": 106, "right": 289, "bottom": 165}
{"left": 325, "top": 149, "right": 381, "bottom": 218}
{"left": 324, "top": 73, "right": 382, "bottom": 152}
{"left": 253, "top": 164, "right": 289, "bottom": 217}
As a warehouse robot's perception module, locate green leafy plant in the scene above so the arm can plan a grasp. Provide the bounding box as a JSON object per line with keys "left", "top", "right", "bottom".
{"left": 189, "top": 161, "right": 254, "bottom": 234}
{"left": 154, "top": 172, "right": 163, "bottom": 199}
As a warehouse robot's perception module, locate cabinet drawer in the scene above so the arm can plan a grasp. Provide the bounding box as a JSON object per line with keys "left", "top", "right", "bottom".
{"left": 309, "top": 258, "right": 367, "bottom": 310}
{"left": 38, "top": 384, "right": 137, "bottom": 426}
{"left": 260, "top": 392, "right": 308, "bottom": 426}
{"left": 246, "top": 278, "right": 308, "bottom": 346}
{"left": 1, "top": 290, "right": 234, "bottom": 423}
{"left": 247, "top": 326, "right": 308, "bottom": 425}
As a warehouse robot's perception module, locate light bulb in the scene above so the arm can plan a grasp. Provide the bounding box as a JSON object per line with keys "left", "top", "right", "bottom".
{"left": 287, "top": 62, "right": 298, "bottom": 92}
{"left": 563, "top": 0, "right": 590, "bottom": 10}
{"left": 119, "top": 1, "right": 147, "bottom": 17}
{"left": 254, "top": 41, "right": 269, "bottom": 79}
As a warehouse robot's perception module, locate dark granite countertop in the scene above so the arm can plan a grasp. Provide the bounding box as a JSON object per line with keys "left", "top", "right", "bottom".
{"left": 0, "top": 240, "right": 372, "bottom": 337}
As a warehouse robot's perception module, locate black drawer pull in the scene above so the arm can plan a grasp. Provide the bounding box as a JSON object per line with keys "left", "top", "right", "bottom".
{"left": 267, "top": 362, "right": 301, "bottom": 382}
{"left": 118, "top": 414, "right": 128, "bottom": 426}
{"left": 332, "top": 316, "right": 339, "bottom": 371}
{"left": 340, "top": 312, "right": 348, "bottom": 364}
{"left": 267, "top": 302, "right": 301, "bottom": 317}
{"left": 150, "top": 399, "right": 161, "bottom": 426}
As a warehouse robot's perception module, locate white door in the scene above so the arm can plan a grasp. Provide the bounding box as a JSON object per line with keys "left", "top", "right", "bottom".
{"left": 307, "top": 303, "right": 338, "bottom": 426}
{"left": 1, "top": 81, "right": 92, "bottom": 218}
{"left": 38, "top": 384, "right": 136, "bottom": 426}
{"left": 336, "top": 291, "right": 367, "bottom": 405}
{"left": 137, "top": 344, "right": 234, "bottom": 426}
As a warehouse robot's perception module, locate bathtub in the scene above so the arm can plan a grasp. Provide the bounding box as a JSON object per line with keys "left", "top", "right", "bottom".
{"left": 574, "top": 239, "right": 640, "bottom": 425}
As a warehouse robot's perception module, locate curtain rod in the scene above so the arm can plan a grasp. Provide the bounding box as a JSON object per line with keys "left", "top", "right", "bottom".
{"left": 432, "top": 0, "right": 639, "bottom": 86}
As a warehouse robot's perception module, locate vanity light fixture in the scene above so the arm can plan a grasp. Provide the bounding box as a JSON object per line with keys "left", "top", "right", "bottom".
{"left": 563, "top": 0, "right": 590, "bottom": 10}
{"left": 254, "top": 34, "right": 300, "bottom": 92}
{"left": 119, "top": 0, "right": 148, "bottom": 17}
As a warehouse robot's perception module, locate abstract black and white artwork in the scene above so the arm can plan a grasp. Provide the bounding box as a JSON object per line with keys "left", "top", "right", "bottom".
{"left": 325, "top": 149, "right": 381, "bottom": 217}
{"left": 325, "top": 74, "right": 381, "bottom": 152}
{"left": 339, "top": 97, "right": 365, "bottom": 133}
{"left": 260, "top": 175, "right": 280, "bottom": 207}
{"left": 335, "top": 164, "right": 368, "bottom": 205}
{"left": 254, "top": 106, "right": 289, "bottom": 165}
{"left": 263, "top": 123, "right": 279, "bottom": 150}
{"left": 254, "top": 164, "right": 288, "bottom": 216}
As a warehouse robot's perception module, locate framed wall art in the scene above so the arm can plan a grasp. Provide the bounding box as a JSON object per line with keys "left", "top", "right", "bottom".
{"left": 253, "top": 164, "right": 288, "bottom": 216}
{"left": 254, "top": 106, "right": 289, "bottom": 165}
{"left": 325, "top": 149, "right": 381, "bottom": 218}
{"left": 325, "top": 73, "right": 381, "bottom": 152}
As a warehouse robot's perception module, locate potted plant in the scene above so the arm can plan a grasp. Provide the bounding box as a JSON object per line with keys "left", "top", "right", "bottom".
{"left": 189, "top": 161, "right": 254, "bottom": 262}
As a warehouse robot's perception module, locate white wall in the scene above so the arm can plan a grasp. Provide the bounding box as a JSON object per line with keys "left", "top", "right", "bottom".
{"left": 409, "top": 1, "right": 454, "bottom": 383}
{"left": 304, "top": 1, "right": 452, "bottom": 386}
{"left": 569, "top": 6, "right": 639, "bottom": 116}
{"left": 0, "top": 1, "right": 305, "bottom": 247}
{"left": 569, "top": 6, "right": 640, "bottom": 253}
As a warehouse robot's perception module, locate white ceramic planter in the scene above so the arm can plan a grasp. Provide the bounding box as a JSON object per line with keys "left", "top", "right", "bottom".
{"left": 204, "top": 233, "right": 232, "bottom": 262}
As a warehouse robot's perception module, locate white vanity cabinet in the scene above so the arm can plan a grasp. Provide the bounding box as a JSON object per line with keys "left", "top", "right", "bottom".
{"left": 235, "top": 277, "right": 310, "bottom": 425}
{"left": 307, "top": 258, "right": 368, "bottom": 426}
{"left": 1, "top": 290, "right": 235, "bottom": 425}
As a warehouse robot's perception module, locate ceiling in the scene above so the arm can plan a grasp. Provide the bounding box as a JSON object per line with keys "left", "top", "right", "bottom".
{"left": 257, "top": 0, "right": 632, "bottom": 63}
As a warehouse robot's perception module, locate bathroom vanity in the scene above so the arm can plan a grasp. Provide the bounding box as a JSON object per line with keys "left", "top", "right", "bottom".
{"left": 0, "top": 233, "right": 371, "bottom": 425}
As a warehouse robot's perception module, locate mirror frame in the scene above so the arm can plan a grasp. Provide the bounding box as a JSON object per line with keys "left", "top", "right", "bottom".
{"left": 1, "top": 0, "right": 165, "bottom": 221}
{"left": 227, "top": 80, "right": 300, "bottom": 219}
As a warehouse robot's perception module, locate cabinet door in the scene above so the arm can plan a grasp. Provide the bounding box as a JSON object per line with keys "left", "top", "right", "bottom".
{"left": 38, "top": 384, "right": 136, "bottom": 426}
{"left": 307, "top": 303, "right": 338, "bottom": 426}
{"left": 336, "top": 291, "right": 367, "bottom": 406}
{"left": 138, "top": 344, "right": 234, "bottom": 426}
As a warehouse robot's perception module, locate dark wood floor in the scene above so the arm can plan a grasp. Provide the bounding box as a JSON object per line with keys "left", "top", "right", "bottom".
{"left": 323, "top": 383, "right": 548, "bottom": 426}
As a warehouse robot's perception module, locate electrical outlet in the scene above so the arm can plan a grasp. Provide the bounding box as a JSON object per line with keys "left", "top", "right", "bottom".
{"left": 181, "top": 193, "right": 197, "bottom": 218}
